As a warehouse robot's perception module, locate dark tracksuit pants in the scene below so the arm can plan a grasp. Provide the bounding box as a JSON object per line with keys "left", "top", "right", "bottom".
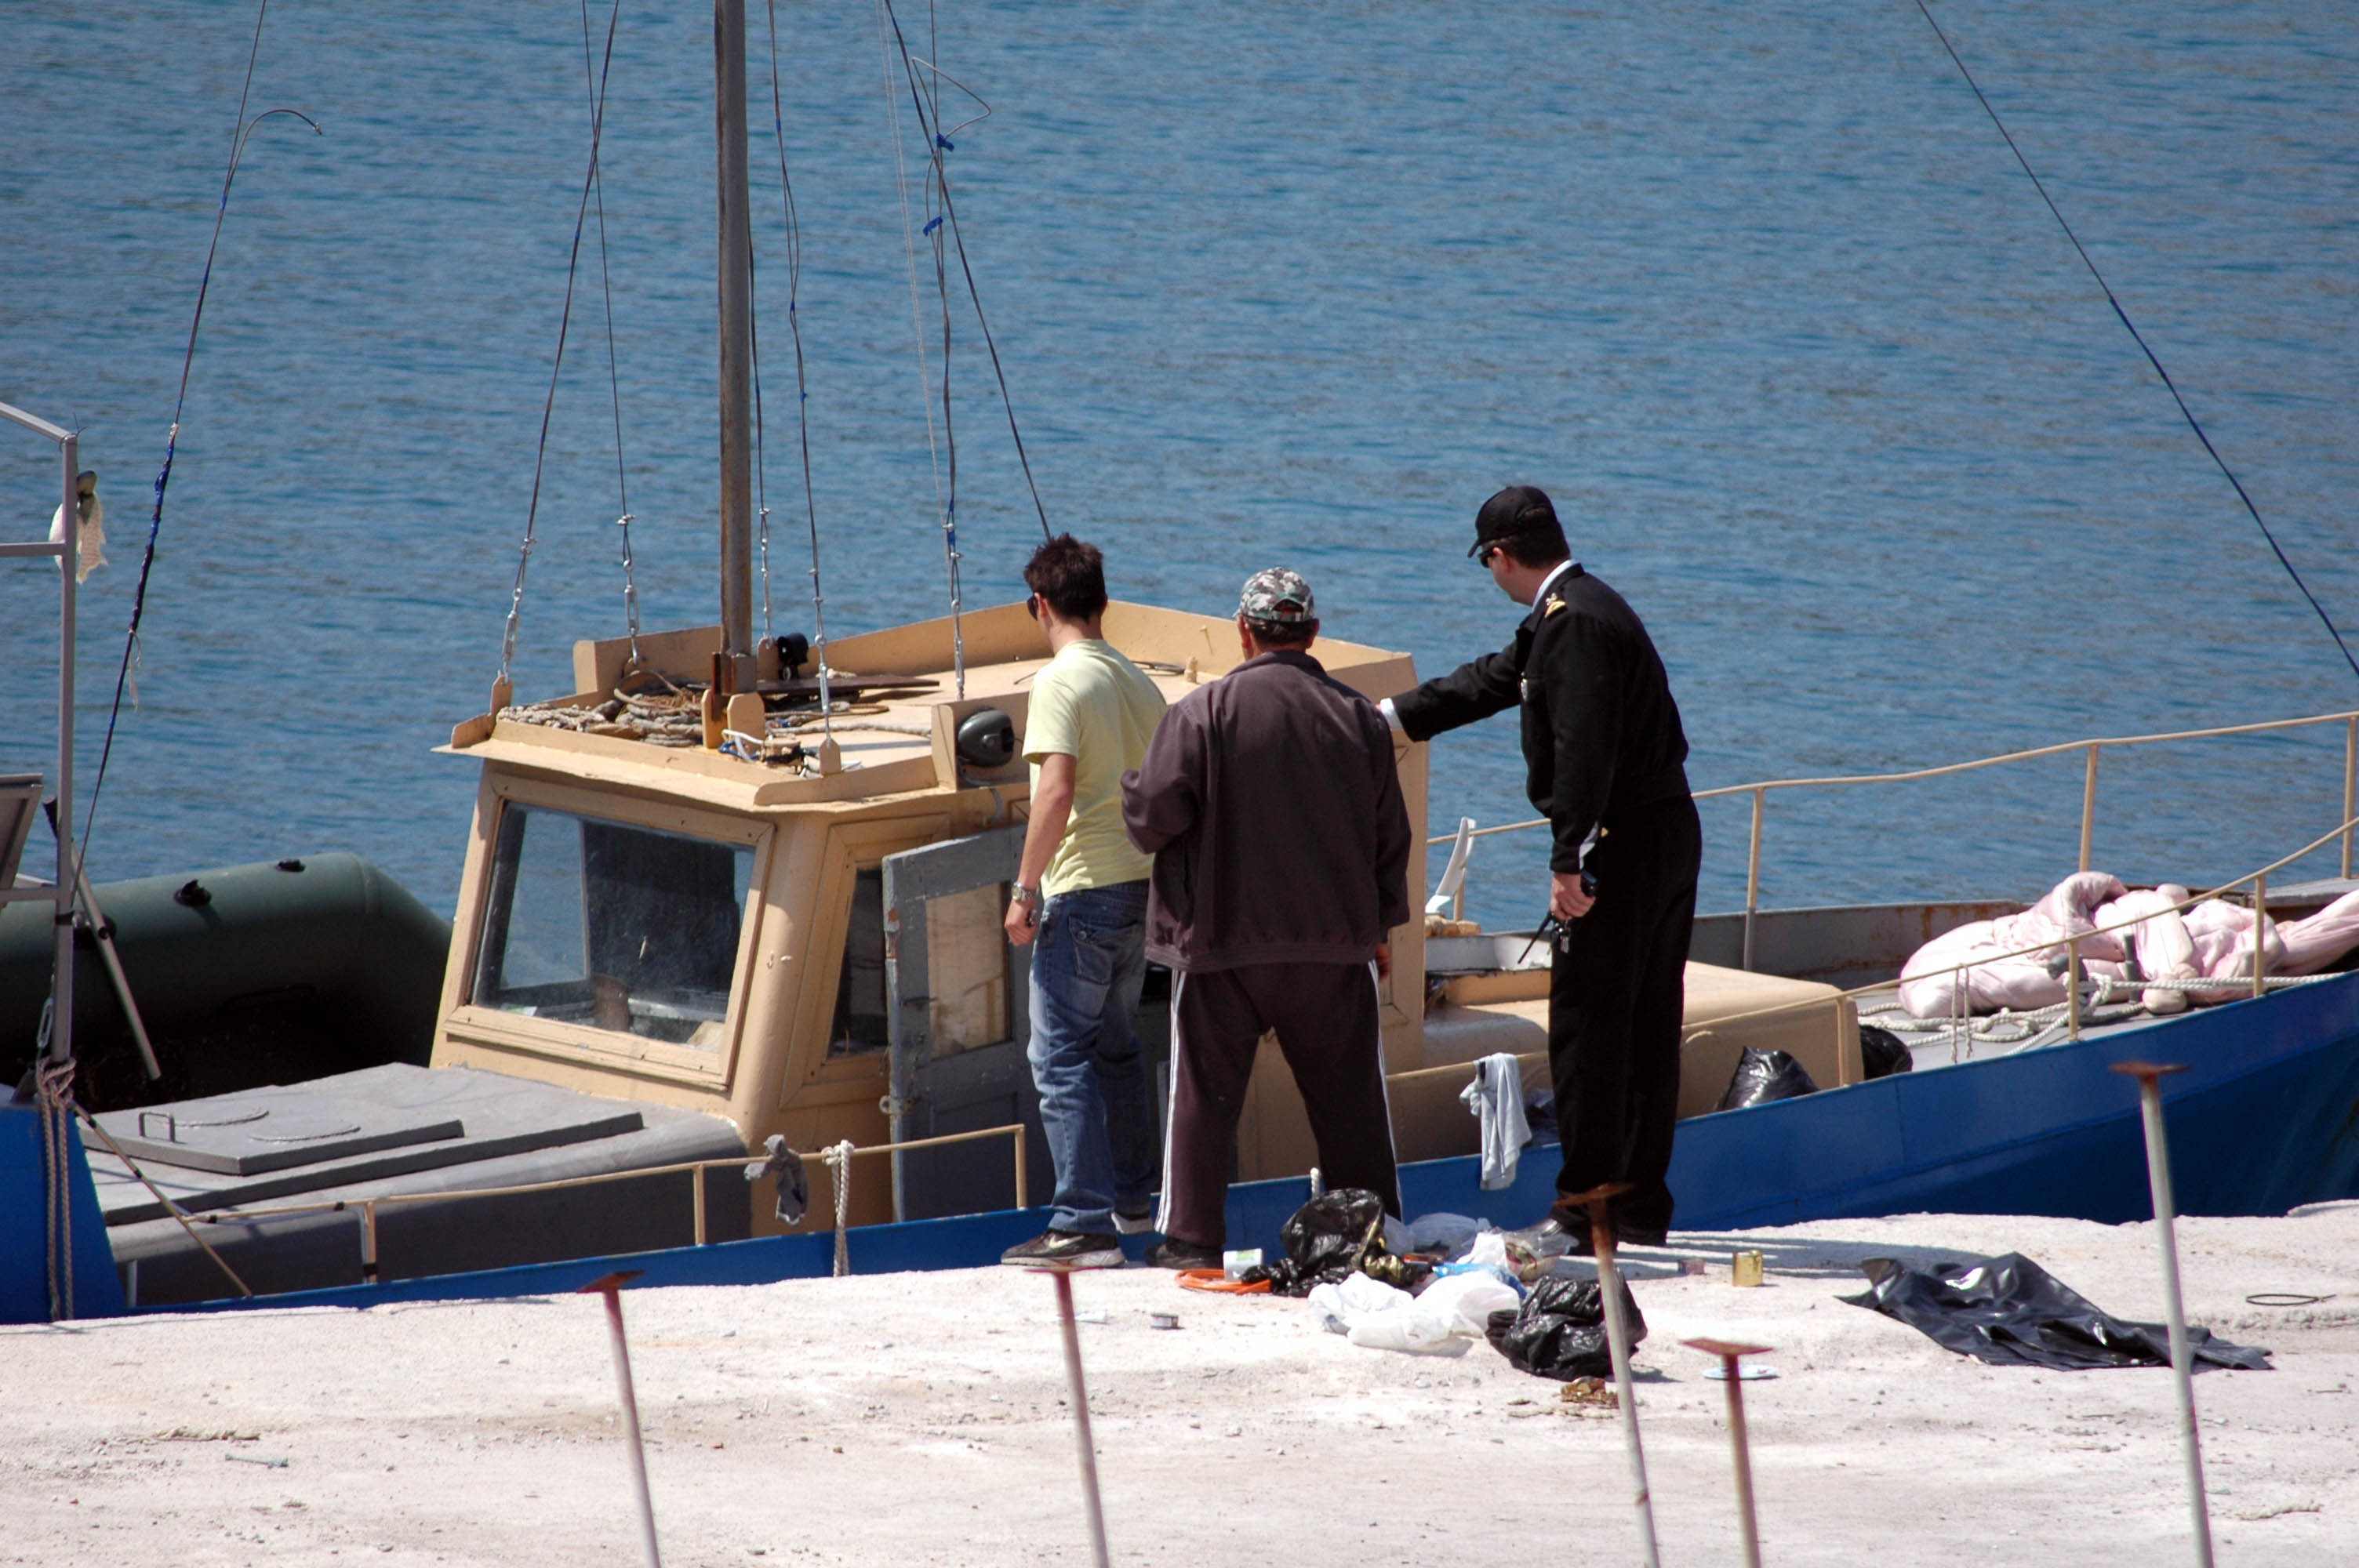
{"left": 1548, "top": 797, "right": 1703, "bottom": 1237}
{"left": 1156, "top": 960, "right": 1401, "bottom": 1249}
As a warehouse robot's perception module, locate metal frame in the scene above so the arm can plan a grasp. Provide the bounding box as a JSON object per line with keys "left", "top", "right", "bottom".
{"left": 1430, "top": 707, "right": 2359, "bottom": 974}
{"left": 0, "top": 400, "right": 78, "bottom": 1067}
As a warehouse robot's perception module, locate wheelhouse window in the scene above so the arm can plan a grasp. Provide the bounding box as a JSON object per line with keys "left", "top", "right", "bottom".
{"left": 473, "top": 804, "right": 753, "bottom": 1049}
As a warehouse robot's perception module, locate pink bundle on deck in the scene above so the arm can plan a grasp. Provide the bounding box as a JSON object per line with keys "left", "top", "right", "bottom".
{"left": 1900, "top": 875, "right": 2359, "bottom": 1020}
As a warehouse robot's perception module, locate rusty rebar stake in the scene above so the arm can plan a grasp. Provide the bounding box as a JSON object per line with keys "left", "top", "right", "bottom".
{"left": 1044, "top": 1265, "right": 1113, "bottom": 1568}
{"left": 1684, "top": 1338, "right": 1774, "bottom": 1568}
{"left": 2109, "top": 1061, "right": 2216, "bottom": 1568}
{"left": 578, "top": 1269, "right": 663, "bottom": 1568}
{"left": 1565, "top": 1181, "right": 1661, "bottom": 1568}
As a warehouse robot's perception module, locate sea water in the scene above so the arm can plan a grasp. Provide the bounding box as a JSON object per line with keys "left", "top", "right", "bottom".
{"left": 3, "top": 2, "right": 2354, "bottom": 930}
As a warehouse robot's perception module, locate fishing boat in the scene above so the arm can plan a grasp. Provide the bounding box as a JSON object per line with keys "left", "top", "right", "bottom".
{"left": 9, "top": 6, "right": 2358, "bottom": 1325}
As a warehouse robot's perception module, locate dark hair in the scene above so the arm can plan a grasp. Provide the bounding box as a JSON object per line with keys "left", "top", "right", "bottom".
{"left": 1242, "top": 615, "right": 1318, "bottom": 648}
{"left": 1495, "top": 524, "right": 1568, "bottom": 570}
{"left": 1024, "top": 534, "right": 1110, "bottom": 621}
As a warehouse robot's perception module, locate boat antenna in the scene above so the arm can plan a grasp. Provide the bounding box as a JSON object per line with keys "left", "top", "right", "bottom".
{"left": 880, "top": 0, "right": 1056, "bottom": 549}
{"left": 873, "top": 0, "right": 963, "bottom": 696}
{"left": 579, "top": 0, "right": 643, "bottom": 673}
{"left": 498, "top": 0, "right": 624, "bottom": 708}
{"left": 761, "top": 0, "right": 834, "bottom": 745}
{"left": 1914, "top": 0, "right": 2359, "bottom": 684}
{"left": 77, "top": 0, "right": 318, "bottom": 873}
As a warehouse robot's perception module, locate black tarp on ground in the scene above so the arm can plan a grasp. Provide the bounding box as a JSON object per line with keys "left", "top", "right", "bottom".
{"left": 1841, "top": 1252, "right": 2270, "bottom": 1372}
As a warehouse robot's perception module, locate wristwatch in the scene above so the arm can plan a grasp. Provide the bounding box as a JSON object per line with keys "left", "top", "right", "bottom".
{"left": 1013, "top": 883, "right": 1044, "bottom": 913}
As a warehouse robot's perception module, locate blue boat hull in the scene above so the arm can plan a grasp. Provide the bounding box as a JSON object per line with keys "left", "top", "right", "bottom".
{"left": 153, "top": 971, "right": 2359, "bottom": 1319}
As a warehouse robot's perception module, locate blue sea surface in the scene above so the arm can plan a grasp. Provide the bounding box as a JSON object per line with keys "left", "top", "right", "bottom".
{"left": 3, "top": 2, "right": 2355, "bottom": 930}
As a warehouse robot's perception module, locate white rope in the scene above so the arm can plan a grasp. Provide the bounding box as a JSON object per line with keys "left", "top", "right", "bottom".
{"left": 824, "top": 1138, "right": 855, "bottom": 1277}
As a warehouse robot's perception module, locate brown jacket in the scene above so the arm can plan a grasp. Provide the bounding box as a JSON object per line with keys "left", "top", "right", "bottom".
{"left": 1121, "top": 649, "right": 1413, "bottom": 973}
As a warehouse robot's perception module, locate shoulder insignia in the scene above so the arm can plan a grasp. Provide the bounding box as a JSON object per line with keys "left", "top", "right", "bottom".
{"left": 1543, "top": 594, "right": 1567, "bottom": 617}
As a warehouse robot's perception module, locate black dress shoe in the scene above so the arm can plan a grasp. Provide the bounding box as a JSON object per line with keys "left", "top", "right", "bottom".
{"left": 1518, "top": 1214, "right": 1670, "bottom": 1254}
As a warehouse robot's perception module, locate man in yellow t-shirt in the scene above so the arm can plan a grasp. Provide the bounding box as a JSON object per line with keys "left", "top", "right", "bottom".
{"left": 999, "top": 535, "right": 1169, "bottom": 1270}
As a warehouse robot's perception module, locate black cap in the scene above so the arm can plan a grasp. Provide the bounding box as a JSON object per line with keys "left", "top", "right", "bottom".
{"left": 1467, "top": 485, "right": 1559, "bottom": 557}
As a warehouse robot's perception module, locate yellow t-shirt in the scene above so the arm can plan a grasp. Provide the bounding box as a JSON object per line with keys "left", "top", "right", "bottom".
{"left": 1026, "top": 639, "right": 1166, "bottom": 897}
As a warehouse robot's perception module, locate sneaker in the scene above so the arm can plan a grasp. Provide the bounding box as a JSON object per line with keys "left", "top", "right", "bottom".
{"left": 1001, "top": 1229, "right": 1123, "bottom": 1269}
{"left": 1144, "top": 1236, "right": 1223, "bottom": 1271}
{"left": 1113, "top": 1207, "right": 1156, "bottom": 1236}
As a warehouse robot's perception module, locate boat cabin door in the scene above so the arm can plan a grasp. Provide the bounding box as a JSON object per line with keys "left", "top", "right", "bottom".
{"left": 881, "top": 828, "right": 1049, "bottom": 1221}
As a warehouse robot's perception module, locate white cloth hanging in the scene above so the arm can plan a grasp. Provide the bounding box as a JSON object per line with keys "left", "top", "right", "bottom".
{"left": 1459, "top": 1052, "right": 1532, "bottom": 1191}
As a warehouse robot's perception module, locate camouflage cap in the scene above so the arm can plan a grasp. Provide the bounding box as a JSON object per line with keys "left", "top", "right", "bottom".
{"left": 1238, "top": 567, "right": 1316, "bottom": 625}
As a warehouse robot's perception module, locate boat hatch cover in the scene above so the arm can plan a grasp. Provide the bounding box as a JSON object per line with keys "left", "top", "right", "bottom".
{"left": 99, "top": 1095, "right": 464, "bottom": 1176}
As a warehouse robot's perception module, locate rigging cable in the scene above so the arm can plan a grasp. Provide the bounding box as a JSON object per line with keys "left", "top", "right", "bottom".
{"left": 75, "top": 0, "right": 318, "bottom": 877}
{"left": 760, "top": 0, "right": 834, "bottom": 742}
{"left": 918, "top": 16, "right": 965, "bottom": 696}
{"left": 499, "top": 0, "right": 625, "bottom": 698}
{"left": 579, "top": 0, "right": 643, "bottom": 670}
{"left": 872, "top": 0, "right": 960, "bottom": 694}
{"left": 881, "top": 0, "right": 1056, "bottom": 546}
{"left": 1915, "top": 0, "right": 2359, "bottom": 684}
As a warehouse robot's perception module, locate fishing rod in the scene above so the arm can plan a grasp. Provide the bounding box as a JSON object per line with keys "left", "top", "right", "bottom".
{"left": 1914, "top": 0, "right": 2358, "bottom": 684}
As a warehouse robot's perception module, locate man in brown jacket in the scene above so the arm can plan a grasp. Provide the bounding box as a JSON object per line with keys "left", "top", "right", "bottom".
{"left": 1121, "top": 568, "right": 1413, "bottom": 1268}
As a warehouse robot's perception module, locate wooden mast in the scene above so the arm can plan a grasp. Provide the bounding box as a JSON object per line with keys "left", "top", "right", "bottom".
{"left": 714, "top": 0, "right": 754, "bottom": 679}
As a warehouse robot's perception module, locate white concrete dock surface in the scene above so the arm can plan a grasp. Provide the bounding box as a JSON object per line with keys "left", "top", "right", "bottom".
{"left": 5, "top": 1204, "right": 2354, "bottom": 1566}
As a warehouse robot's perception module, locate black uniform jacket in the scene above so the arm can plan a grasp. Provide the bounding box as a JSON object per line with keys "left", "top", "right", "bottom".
{"left": 1392, "top": 564, "right": 1690, "bottom": 873}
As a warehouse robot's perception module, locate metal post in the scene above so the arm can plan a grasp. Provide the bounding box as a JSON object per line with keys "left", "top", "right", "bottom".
{"left": 50, "top": 433, "right": 77, "bottom": 1070}
{"left": 1742, "top": 788, "right": 1765, "bottom": 971}
{"left": 63, "top": 851, "right": 160, "bottom": 1080}
{"left": 2343, "top": 718, "right": 2355, "bottom": 881}
{"left": 1048, "top": 1268, "right": 1114, "bottom": 1568}
{"left": 360, "top": 1202, "right": 380, "bottom": 1283}
{"left": 580, "top": 1270, "right": 665, "bottom": 1568}
{"left": 1012, "top": 1122, "right": 1029, "bottom": 1211}
{"left": 691, "top": 1167, "right": 707, "bottom": 1246}
{"left": 1684, "top": 1338, "right": 1773, "bottom": 1568}
{"left": 713, "top": 0, "right": 755, "bottom": 671}
{"left": 2250, "top": 873, "right": 2267, "bottom": 1000}
{"left": 2079, "top": 745, "right": 2100, "bottom": 873}
{"left": 1570, "top": 1181, "right": 1661, "bottom": 1568}
{"left": 2108, "top": 1062, "right": 2215, "bottom": 1568}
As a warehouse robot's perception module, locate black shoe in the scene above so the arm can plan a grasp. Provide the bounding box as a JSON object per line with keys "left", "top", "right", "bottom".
{"left": 1001, "top": 1229, "right": 1123, "bottom": 1269}
{"left": 1144, "top": 1236, "right": 1223, "bottom": 1271}
{"left": 1515, "top": 1215, "right": 1670, "bottom": 1256}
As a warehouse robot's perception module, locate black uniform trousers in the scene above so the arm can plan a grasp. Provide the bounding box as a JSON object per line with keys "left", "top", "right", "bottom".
{"left": 1158, "top": 961, "right": 1402, "bottom": 1248}
{"left": 1547, "top": 795, "right": 1702, "bottom": 1237}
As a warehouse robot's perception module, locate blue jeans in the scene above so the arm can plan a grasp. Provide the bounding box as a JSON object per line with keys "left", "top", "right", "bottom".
{"left": 1027, "top": 880, "right": 1157, "bottom": 1236}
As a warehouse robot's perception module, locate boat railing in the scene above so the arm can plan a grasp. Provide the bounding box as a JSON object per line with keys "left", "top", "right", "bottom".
{"left": 1427, "top": 707, "right": 2359, "bottom": 971}
{"left": 1405, "top": 811, "right": 2359, "bottom": 1112}
{"left": 162, "top": 1120, "right": 1029, "bottom": 1298}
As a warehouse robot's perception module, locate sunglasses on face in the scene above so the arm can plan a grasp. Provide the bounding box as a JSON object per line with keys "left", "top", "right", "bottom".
{"left": 1476, "top": 546, "right": 1501, "bottom": 568}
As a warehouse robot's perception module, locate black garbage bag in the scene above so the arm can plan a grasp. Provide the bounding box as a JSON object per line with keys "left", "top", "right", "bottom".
{"left": 1241, "top": 1189, "right": 1427, "bottom": 1298}
{"left": 1523, "top": 1088, "right": 1558, "bottom": 1146}
{"left": 1485, "top": 1274, "right": 1646, "bottom": 1381}
{"left": 1859, "top": 1025, "right": 1914, "bottom": 1080}
{"left": 1717, "top": 1047, "right": 1819, "bottom": 1111}
{"left": 1841, "top": 1252, "right": 2270, "bottom": 1372}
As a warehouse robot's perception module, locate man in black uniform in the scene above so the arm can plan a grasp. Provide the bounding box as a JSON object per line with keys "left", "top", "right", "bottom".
{"left": 1383, "top": 485, "right": 1700, "bottom": 1247}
